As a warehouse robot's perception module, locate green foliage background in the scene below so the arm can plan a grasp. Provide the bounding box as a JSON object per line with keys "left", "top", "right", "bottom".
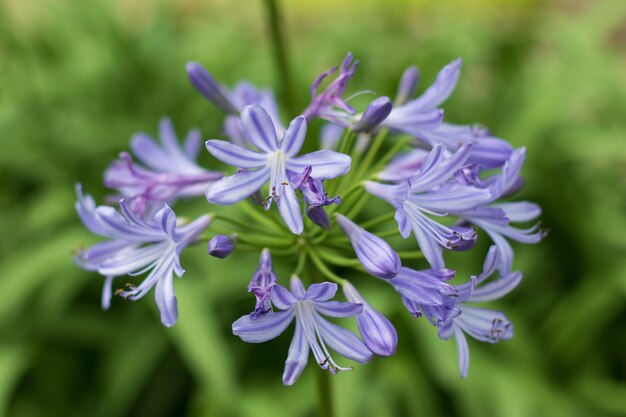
{"left": 0, "top": 0, "right": 625, "bottom": 416}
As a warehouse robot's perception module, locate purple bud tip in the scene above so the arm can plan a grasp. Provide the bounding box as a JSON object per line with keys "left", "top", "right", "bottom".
{"left": 395, "top": 66, "right": 419, "bottom": 106}
{"left": 207, "top": 234, "right": 236, "bottom": 258}
{"left": 336, "top": 214, "right": 401, "bottom": 279}
{"left": 343, "top": 282, "right": 398, "bottom": 356}
{"left": 354, "top": 96, "right": 393, "bottom": 133}
{"left": 186, "top": 62, "right": 238, "bottom": 113}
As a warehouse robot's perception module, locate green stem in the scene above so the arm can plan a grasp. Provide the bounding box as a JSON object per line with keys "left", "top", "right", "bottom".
{"left": 354, "top": 129, "right": 389, "bottom": 181}
{"left": 307, "top": 248, "right": 347, "bottom": 285}
{"left": 318, "top": 369, "right": 334, "bottom": 417}
{"left": 263, "top": 0, "right": 296, "bottom": 115}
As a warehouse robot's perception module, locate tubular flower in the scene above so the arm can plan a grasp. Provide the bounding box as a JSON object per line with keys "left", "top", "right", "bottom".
{"left": 104, "top": 118, "right": 222, "bottom": 213}
{"left": 247, "top": 249, "right": 278, "bottom": 319}
{"left": 365, "top": 144, "right": 490, "bottom": 269}
{"left": 205, "top": 104, "right": 351, "bottom": 234}
{"left": 74, "top": 185, "right": 211, "bottom": 327}
{"left": 233, "top": 276, "right": 373, "bottom": 385}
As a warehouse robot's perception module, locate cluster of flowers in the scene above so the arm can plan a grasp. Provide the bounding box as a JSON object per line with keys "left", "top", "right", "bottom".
{"left": 75, "top": 53, "right": 545, "bottom": 384}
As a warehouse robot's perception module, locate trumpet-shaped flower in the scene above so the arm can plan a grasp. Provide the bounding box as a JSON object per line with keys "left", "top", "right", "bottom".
{"left": 205, "top": 104, "right": 351, "bottom": 234}
{"left": 247, "top": 249, "right": 278, "bottom": 319}
{"left": 426, "top": 247, "right": 521, "bottom": 377}
{"left": 104, "top": 118, "right": 222, "bottom": 213}
{"left": 452, "top": 148, "right": 546, "bottom": 273}
{"left": 74, "top": 185, "right": 211, "bottom": 327}
{"left": 365, "top": 144, "right": 490, "bottom": 269}
{"left": 233, "top": 276, "right": 373, "bottom": 385}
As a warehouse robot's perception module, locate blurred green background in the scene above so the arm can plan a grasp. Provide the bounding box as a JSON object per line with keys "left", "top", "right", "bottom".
{"left": 1, "top": 0, "right": 625, "bottom": 416}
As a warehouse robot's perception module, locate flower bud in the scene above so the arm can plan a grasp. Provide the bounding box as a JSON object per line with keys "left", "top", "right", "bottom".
{"left": 186, "top": 62, "right": 239, "bottom": 113}
{"left": 395, "top": 66, "right": 419, "bottom": 105}
{"left": 343, "top": 282, "right": 397, "bottom": 356}
{"left": 336, "top": 214, "right": 401, "bottom": 279}
{"left": 247, "top": 249, "right": 277, "bottom": 319}
{"left": 207, "top": 234, "right": 237, "bottom": 258}
{"left": 353, "top": 96, "right": 393, "bottom": 133}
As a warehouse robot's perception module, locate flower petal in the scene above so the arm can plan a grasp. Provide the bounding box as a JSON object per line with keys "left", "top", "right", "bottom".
{"left": 314, "top": 314, "right": 373, "bottom": 364}
{"left": 205, "top": 167, "right": 270, "bottom": 205}
{"left": 280, "top": 116, "right": 307, "bottom": 156}
{"left": 454, "top": 326, "right": 470, "bottom": 378}
{"left": 305, "top": 282, "right": 338, "bottom": 301}
{"left": 232, "top": 309, "right": 295, "bottom": 343}
{"left": 282, "top": 319, "right": 309, "bottom": 386}
{"left": 271, "top": 284, "right": 298, "bottom": 310}
{"left": 205, "top": 140, "right": 267, "bottom": 168}
{"left": 312, "top": 301, "right": 362, "bottom": 318}
{"left": 468, "top": 271, "right": 522, "bottom": 302}
{"left": 154, "top": 268, "right": 178, "bottom": 327}
{"left": 277, "top": 184, "right": 304, "bottom": 235}
{"left": 288, "top": 150, "right": 351, "bottom": 180}
{"left": 240, "top": 104, "right": 278, "bottom": 152}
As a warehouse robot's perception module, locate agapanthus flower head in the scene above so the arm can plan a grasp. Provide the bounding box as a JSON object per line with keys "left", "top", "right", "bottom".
{"left": 104, "top": 118, "right": 222, "bottom": 213}
{"left": 342, "top": 282, "right": 397, "bottom": 356}
{"left": 247, "top": 248, "right": 277, "bottom": 319}
{"left": 205, "top": 104, "right": 351, "bottom": 234}
{"left": 207, "top": 234, "right": 237, "bottom": 258}
{"left": 336, "top": 214, "right": 401, "bottom": 279}
{"left": 74, "top": 185, "right": 211, "bottom": 327}
{"left": 233, "top": 276, "right": 372, "bottom": 385}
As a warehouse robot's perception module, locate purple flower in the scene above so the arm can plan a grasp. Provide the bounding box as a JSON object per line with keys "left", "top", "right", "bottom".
{"left": 302, "top": 53, "right": 359, "bottom": 123}
{"left": 207, "top": 234, "right": 236, "bottom": 258}
{"left": 292, "top": 166, "right": 341, "bottom": 229}
{"left": 365, "top": 144, "right": 491, "bottom": 269}
{"left": 394, "top": 66, "right": 419, "bottom": 106}
{"left": 104, "top": 118, "right": 222, "bottom": 212}
{"left": 430, "top": 247, "right": 521, "bottom": 378}
{"left": 388, "top": 268, "right": 457, "bottom": 319}
{"left": 233, "top": 276, "right": 373, "bottom": 385}
{"left": 353, "top": 96, "right": 393, "bottom": 133}
{"left": 453, "top": 148, "right": 546, "bottom": 273}
{"left": 186, "top": 62, "right": 284, "bottom": 144}
{"left": 342, "top": 282, "right": 397, "bottom": 356}
{"left": 74, "top": 185, "right": 211, "bottom": 327}
{"left": 247, "top": 249, "right": 277, "bottom": 319}
{"left": 381, "top": 59, "right": 463, "bottom": 139}
{"left": 336, "top": 214, "right": 401, "bottom": 279}
{"left": 205, "top": 105, "right": 351, "bottom": 234}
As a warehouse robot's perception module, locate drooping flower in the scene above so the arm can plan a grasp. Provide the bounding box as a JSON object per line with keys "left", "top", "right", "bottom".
{"left": 74, "top": 184, "right": 211, "bottom": 327}
{"left": 426, "top": 247, "right": 521, "bottom": 378}
{"left": 388, "top": 267, "right": 457, "bottom": 320}
{"left": 207, "top": 234, "right": 237, "bottom": 258}
{"left": 365, "top": 144, "right": 490, "bottom": 269}
{"left": 336, "top": 214, "right": 401, "bottom": 279}
{"left": 302, "top": 53, "right": 359, "bottom": 123}
{"left": 452, "top": 148, "right": 546, "bottom": 273}
{"left": 247, "top": 248, "right": 277, "bottom": 319}
{"left": 205, "top": 104, "right": 351, "bottom": 234}
{"left": 292, "top": 166, "right": 341, "bottom": 229}
{"left": 233, "top": 276, "right": 372, "bottom": 385}
{"left": 104, "top": 118, "right": 222, "bottom": 213}
{"left": 342, "top": 282, "right": 397, "bottom": 356}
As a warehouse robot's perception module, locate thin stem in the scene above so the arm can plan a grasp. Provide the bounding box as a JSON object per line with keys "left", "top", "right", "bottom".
{"left": 318, "top": 369, "right": 334, "bottom": 417}
{"left": 307, "top": 248, "right": 347, "bottom": 285}
{"left": 263, "top": 0, "right": 296, "bottom": 115}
